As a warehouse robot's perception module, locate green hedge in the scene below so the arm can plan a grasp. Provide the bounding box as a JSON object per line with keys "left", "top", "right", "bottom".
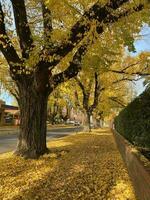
{"left": 114, "top": 88, "right": 150, "bottom": 148}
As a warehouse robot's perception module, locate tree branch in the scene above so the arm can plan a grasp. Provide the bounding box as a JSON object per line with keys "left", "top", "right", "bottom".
{"left": 121, "top": 61, "right": 141, "bottom": 72}
{"left": 112, "top": 77, "right": 141, "bottom": 84}
{"left": 10, "top": 89, "right": 19, "bottom": 103}
{"left": 75, "top": 77, "right": 86, "bottom": 94}
{"left": 110, "top": 69, "right": 150, "bottom": 76}
{"left": 47, "top": 0, "right": 144, "bottom": 68}
{"left": 89, "top": 73, "right": 104, "bottom": 113}
{"left": 75, "top": 76, "right": 90, "bottom": 110}
{"left": 41, "top": 2, "right": 52, "bottom": 46}
{"left": 50, "top": 43, "right": 89, "bottom": 91}
{"left": 11, "top": 0, "right": 33, "bottom": 58}
{"left": 109, "top": 96, "right": 126, "bottom": 108}
{"left": 0, "top": 3, "right": 22, "bottom": 77}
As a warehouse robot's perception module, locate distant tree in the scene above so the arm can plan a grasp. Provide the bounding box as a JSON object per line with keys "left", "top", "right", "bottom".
{"left": 47, "top": 84, "right": 74, "bottom": 124}
{"left": 75, "top": 72, "right": 102, "bottom": 131}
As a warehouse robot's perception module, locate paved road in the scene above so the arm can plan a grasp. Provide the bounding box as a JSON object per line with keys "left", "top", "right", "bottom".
{"left": 0, "top": 127, "right": 82, "bottom": 154}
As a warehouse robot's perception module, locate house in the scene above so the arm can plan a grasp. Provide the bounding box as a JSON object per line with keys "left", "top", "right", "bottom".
{"left": 0, "top": 100, "right": 20, "bottom": 125}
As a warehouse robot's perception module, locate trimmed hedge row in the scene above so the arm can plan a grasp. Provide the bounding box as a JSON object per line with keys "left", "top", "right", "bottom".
{"left": 114, "top": 88, "right": 150, "bottom": 149}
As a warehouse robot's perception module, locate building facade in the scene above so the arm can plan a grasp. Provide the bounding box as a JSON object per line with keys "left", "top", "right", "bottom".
{"left": 0, "top": 100, "right": 19, "bottom": 125}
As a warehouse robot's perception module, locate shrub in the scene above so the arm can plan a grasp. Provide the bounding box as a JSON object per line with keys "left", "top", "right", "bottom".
{"left": 114, "top": 88, "right": 150, "bottom": 148}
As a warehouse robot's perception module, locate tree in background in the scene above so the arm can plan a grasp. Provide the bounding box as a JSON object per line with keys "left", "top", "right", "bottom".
{"left": 73, "top": 33, "right": 137, "bottom": 131}
{"left": 0, "top": 0, "right": 149, "bottom": 158}
{"left": 75, "top": 69, "right": 134, "bottom": 131}
{"left": 75, "top": 72, "right": 101, "bottom": 131}
{"left": 47, "top": 82, "right": 75, "bottom": 124}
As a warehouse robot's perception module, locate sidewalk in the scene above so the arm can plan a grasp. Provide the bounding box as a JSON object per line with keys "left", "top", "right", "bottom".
{"left": 0, "top": 129, "right": 136, "bottom": 200}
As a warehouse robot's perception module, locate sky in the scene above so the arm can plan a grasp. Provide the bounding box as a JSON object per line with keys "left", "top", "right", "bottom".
{"left": 131, "top": 25, "right": 150, "bottom": 95}
{"left": 131, "top": 25, "right": 150, "bottom": 56}
{"left": 0, "top": 90, "right": 15, "bottom": 105}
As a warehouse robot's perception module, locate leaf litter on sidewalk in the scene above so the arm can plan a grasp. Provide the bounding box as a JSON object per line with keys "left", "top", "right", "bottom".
{"left": 0, "top": 129, "right": 136, "bottom": 200}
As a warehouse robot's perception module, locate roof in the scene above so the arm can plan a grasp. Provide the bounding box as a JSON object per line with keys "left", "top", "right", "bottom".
{"left": 4, "top": 105, "right": 19, "bottom": 110}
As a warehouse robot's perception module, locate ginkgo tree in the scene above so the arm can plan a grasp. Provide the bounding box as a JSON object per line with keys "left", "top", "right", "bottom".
{"left": 94, "top": 77, "right": 135, "bottom": 125}
{"left": 73, "top": 32, "right": 132, "bottom": 131}
{"left": 47, "top": 82, "right": 76, "bottom": 124}
{"left": 74, "top": 67, "right": 134, "bottom": 132}
{"left": 0, "top": 0, "right": 149, "bottom": 158}
{"left": 75, "top": 72, "right": 101, "bottom": 131}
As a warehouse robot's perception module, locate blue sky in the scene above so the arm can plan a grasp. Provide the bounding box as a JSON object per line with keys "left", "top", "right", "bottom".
{"left": 131, "top": 25, "right": 150, "bottom": 95}
{"left": 131, "top": 25, "right": 150, "bottom": 55}
{"left": 0, "top": 91, "right": 15, "bottom": 105}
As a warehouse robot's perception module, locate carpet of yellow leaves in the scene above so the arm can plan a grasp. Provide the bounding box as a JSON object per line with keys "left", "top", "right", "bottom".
{"left": 0, "top": 129, "right": 137, "bottom": 200}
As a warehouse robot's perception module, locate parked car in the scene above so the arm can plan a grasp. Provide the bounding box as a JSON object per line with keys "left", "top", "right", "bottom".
{"left": 5, "top": 116, "right": 13, "bottom": 123}
{"left": 74, "top": 121, "right": 80, "bottom": 126}
{"left": 66, "top": 119, "right": 75, "bottom": 125}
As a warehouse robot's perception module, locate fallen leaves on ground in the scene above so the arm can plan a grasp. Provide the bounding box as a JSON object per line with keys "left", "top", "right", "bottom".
{"left": 0, "top": 128, "right": 136, "bottom": 200}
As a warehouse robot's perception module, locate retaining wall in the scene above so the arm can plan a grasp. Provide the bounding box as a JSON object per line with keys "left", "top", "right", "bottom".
{"left": 113, "top": 129, "right": 150, "bottom": 200}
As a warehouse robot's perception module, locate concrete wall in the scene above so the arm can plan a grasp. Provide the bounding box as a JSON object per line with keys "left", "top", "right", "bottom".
{"left": 113, "top": 130, "right": 150, "bottom": 200}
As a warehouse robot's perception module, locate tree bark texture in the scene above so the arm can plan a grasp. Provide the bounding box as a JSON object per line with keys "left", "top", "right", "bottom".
{"left": 83, "top": 111, "right": 92, "bottom": 132}
{"left": 87, "top": 112, "right": 92, "bottom": 132}
{"left": 15, "top": 84, "right": 49, "bottom": 158}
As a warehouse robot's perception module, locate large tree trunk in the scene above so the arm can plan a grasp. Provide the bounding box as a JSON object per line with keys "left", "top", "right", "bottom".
{"left": 87, "top": 112, "right": 91, "bottom": 132}
{"left": 83, "top": 111, "right": 92, "bottom": 132}
{"left": 15, "top": 85, "right": 49, "bottom": 159}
